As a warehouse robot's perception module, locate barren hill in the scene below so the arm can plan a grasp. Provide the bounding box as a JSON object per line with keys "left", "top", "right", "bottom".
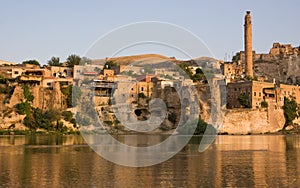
{"left": 92, "top": 54, "right": 218, "bottom": 67}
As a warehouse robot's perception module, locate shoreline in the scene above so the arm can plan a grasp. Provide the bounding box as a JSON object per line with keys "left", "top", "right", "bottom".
{"left": 0, "top": 129, "right": 299, "bottom": 136}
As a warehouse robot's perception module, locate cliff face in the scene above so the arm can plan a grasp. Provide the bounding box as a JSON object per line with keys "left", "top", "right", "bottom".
{"left": 31, "top": 83, "right": 63, "bottom": 111}
{"left": 7, "top": 84, "right": 64, "bottom": 111}
{"left": 0, "top": 82, "right": 289, "bottom": 134}
{"left": 0, "top": 83, "right": 67, "bottom": 130}
{"left": 254, "top": 55, "right": 300, "bottom": 84}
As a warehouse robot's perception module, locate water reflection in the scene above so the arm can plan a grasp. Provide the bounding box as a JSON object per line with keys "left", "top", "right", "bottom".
{"left": 1, "top": 135, "right": 300, "bottom": 187}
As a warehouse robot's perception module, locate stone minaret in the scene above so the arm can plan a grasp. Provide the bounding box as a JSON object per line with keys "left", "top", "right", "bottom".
{"left": 244, "top": 11, "right": 253, "bottom": 78}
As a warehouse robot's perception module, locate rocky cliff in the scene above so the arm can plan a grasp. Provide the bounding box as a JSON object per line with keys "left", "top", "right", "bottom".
{"left": 0, "top": 83, "right": 72, "bottom": 131}
{"left": 254, "top": 55, "right": 300, "bottom": 84}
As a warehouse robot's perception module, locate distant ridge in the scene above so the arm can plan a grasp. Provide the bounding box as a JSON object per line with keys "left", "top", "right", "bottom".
{"left": 107, "top": 54, "right": 175, "bottom": 64}
{"left": 91, "top": 54, "right": 218, "bottom": 66}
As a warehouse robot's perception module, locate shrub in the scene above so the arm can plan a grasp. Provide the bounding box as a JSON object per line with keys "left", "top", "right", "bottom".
{"left": 62, "top": 85, "right": 82, "bottom": 108}
{"left": 44, "top": 110, "right": 60, "bottom": 122}
{"left": 261, "top": 101, "right": 268, "bottom": 108}
{"left": 70, "top": 118, "right": 77, "bottom": 128}
{"left": 22, "top": 108, "right": 61, "bottom": 131}
{"left": 23, "top": 85, "right": 34, "bottom": 102}
{"left": 22, "top": 60, "right": 40, "bottom": 66}
{"left": 62, "top": 111, "right": 73, "bottom": 122}
{"left": 283, "top": 97, "right": 300, "bottom": 129}
{"left": 138, "top": 93, "right": 146, "bottom": 99}
{"left": 16, "top": 102, "right": 31, "bottom": 115}
{"left": 238, "top": 93, "right": 250, "bottom": 108}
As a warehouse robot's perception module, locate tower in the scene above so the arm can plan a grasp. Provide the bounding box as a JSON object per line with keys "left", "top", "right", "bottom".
{"left": 244, "top": 11, "right": 253, "bottom": 78}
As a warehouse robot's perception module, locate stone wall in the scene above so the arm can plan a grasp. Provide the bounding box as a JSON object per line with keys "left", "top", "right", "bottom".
{"left": 221, "top": 104, "right": 285, "bottom": 134}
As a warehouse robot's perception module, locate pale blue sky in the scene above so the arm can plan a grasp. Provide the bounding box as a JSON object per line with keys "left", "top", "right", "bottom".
{"left": 1, "top": 0, "right": 299, "bottom": 64}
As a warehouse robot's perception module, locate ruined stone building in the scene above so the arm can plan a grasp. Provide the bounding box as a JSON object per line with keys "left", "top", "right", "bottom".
{"left": 221, "top": 11, "right": 299, "bottom": 83}
{"left": 227, "top": 81, "right": 275, "bottom": 109}
{"left": 224, "top": 11, "right": 300, "bottom": 109}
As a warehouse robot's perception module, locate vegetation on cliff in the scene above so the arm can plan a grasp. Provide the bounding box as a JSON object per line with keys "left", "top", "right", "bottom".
{"left": 283, "top": 97, "right": 300, "bottom": 129}
{"left": 0, "top": 75, "right": 15, "bottom": 103}
{"left": 14, "top": 84, "right": 77, "bottom": 132}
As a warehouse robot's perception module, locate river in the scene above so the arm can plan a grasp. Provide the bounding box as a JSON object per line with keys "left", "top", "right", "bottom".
{"left": 1, "top": 135, "right": 300, "bottom": 187}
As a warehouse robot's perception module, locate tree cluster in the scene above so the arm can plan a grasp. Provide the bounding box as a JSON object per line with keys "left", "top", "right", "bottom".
{"left": 283, "top": 97, "right": 300, "bottom": 129}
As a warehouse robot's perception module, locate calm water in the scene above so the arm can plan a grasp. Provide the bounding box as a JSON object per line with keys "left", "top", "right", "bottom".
{"left": 1, "top": 135, "right": 300, "bottom": 187}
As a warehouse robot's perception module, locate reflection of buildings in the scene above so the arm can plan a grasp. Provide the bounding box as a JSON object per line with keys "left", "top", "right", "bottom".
{"left": 2, "top": 135, "right": 300, "bottom": 186}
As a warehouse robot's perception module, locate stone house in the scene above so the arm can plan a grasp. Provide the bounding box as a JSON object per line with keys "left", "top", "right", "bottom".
{"left": 227, "top": 80, "right": 300, "bottom": 109}
{"left": 227, "top": 81, "right": 276, "bottom": 109}
{"left": 279, "top": 84, "right": 300, "bottom": 104}
{"left": 48, "top": 66, "right": 73, "bottom": 78}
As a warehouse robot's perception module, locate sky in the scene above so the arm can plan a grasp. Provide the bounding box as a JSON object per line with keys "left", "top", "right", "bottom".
{"left": 1, "top": 0, "right": 299, "bottom": 64}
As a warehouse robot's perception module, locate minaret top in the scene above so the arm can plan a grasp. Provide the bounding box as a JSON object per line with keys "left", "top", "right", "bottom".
{"left": 245, "top": 11, "right": 252, "bottom": 25}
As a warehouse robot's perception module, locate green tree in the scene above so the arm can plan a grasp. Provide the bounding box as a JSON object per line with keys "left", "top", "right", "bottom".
{"left": 48, "top": 56, "right": 61, "bottom": 66}
{"left": 22, "top": 60, "right": 40, "bottom": 67}
{"left": 232, "top": 52, "right": 240, "bottom": 62}
{"left": 238, "top": 93, "right": 250, "bottom": 108}
{"left": 261, "top": 101, "right": 268, "bottom": 108}
{"left": 138, "top": 92, "right": 147, "bottom": 99}
{"left": 195, "top": 68, "right": 203, "bottom": 74}
{"left": 23, "top": 85, "right": 34, "bottom": 102}
{"left": 103, "top": 60, "right": 116, "bottom": 69}
{"left": 192, "top": 68, "right": 206, "bottom": 82}
{"left": 81, "top": 57, "right": 92, "bottom": 64}
{"left": 23, "top": 108, "right": 61, "bottom": 131}
{"left": 16, "top": 101, "right": 31, "bottom": 115}
{"left": 66, "top": 54, "right": 81, "bottom": 67}
{"left": 282, "top": 97, "right": 300, "bottom": 129}
{"left": 62, "top": 111, "right": 73, "bottom": 122}
{"left": 179, "top": 62, "right": 193, "bottom": 78}
{"left": 44, "top": 109, "right": 60, "bottom": 122}
{"left": 62, "top": 85, "right": 82, "bottom": 108}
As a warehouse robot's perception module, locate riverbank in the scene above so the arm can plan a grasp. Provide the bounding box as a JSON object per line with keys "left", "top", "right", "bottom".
{"left": 0, "top": 129, "right": 81, "bottom": 136}
{"left": 1, "top": 127, "right": 300, "bottom": 136}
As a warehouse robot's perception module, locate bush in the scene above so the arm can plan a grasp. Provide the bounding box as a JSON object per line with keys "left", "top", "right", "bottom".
{"left": 16, "top": 102, "right": 31, "bottom": 115}
{"left": 61, "top": 85, "right": 82, "bottom": 108}
{"left": 44, "top": 110, "right": 60, "bottom": 122}
{"left": 22, "top": 108, "right": 61, "bottom": 131}
{"left": 261, "top": 101, "right": 268, "bottom": 108}
{"left": 22, "top": 60, "right": 40, "bottom": 66}
{"left": 70, "top": 118, "right": 77, "bottom": 128}
{"left": 23, "top": 85, "right": 34, "bottom": 102}
{"left": 238, "top": 93, "right": 250, "bottom": 108}
{"left": 62, "top": 111, "right": 73, "bottom": 122}
{"left": 138, "top": 93, "right": 147, "bottom": 99}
